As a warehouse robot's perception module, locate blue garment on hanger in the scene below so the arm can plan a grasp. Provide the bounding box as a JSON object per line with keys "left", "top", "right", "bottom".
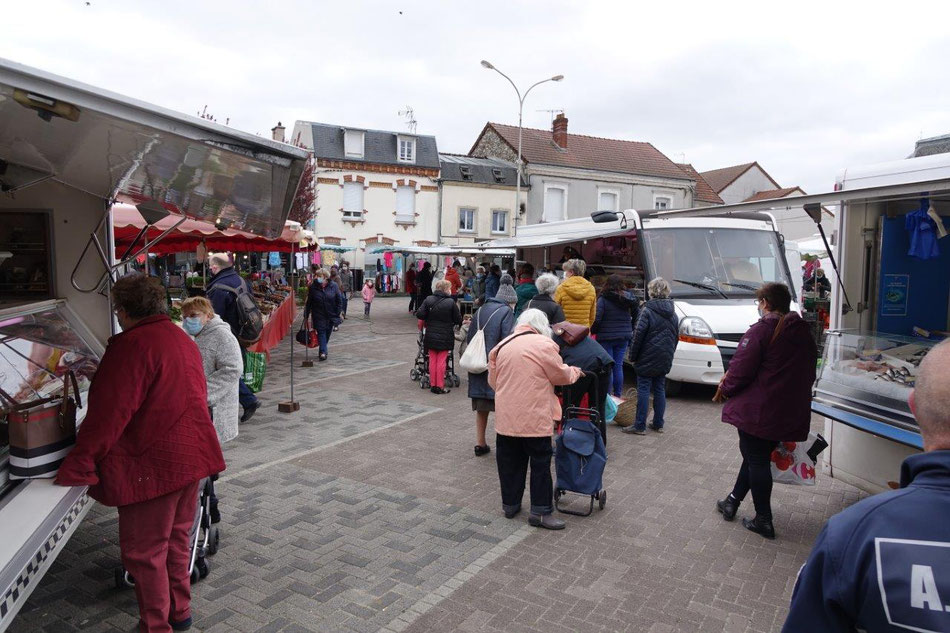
{"left": 905, "top": 198, "right": 940, "bottom": 260}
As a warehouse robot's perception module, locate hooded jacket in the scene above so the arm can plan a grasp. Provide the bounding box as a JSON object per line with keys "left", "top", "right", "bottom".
{"left": 445, "top": 267, "right": 463, "bottom": 296}
{"left": 720, "top": 311, "right": 817, "bottom": 441}
{"left": 783, "top": 451, "right": 950, "bottom": 633}
{"left": 416, "top": 267, "right": 433, "bottom": 300}
{"left": 415, "top": 291, "right": 462, "bottom": 351}
{"left": 206, "top": 266, "right": 249, "bottom": 338}
{"left": 56, "top": 315, "right": 226, "bottom": 506}
{"left": 485, "top": 272, "right": 501, "bottom": 299}
{"left": 466, "top": 299, "right": 515, "bottom": 400}
{"left": 514, "top": 280, "right": 539, "bottom": 317}
{"left": 193, "top": 315, "right": 242, "bottom": 444}
{"left": 592, "top": 291, "right": 638, "bottom": 342}
{"left": 554, "top": 275, "right": 597, "bottom": 327}
{"left": 629, "top": 299, "right": 679, "bottom": 377}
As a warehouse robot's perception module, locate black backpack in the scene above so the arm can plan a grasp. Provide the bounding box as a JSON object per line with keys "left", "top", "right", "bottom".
{"left": 218, "top": 283, "right": 264, "bottom": 346}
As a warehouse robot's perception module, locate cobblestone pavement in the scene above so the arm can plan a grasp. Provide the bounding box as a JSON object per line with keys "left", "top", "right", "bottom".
{"left": 12, "top": 297, "right": 868, "bottom": 633}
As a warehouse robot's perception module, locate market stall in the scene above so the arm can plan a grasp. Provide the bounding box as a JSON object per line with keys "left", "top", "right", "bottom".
{"left": 246, "top": 286, "right": 295, "bottom": 357}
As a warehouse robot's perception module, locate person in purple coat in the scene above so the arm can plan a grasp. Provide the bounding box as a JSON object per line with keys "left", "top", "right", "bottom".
{"left": 714, "top": 282, "right": 817, "bottom": 539}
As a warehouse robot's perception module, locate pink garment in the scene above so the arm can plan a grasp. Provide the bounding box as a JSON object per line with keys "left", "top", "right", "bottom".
{"left": 384, "top": 252, "right": 394, "bottom": 268}
{"left": 362, "top": 284, "right": 376, "bottom": 303}
{"left": 428, "top": 349, "right": 448, "bottom": 388}
{"left": 311, "top": 251, "right": 322, "bottom": 265}
{"left": 488, "top": 325, "right": 583, "bottom": 437}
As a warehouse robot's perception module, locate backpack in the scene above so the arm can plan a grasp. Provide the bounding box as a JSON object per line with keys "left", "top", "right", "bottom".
{"left": 458, "top": 306, "right": 502, "bottom": 374}
{"left": 217, "top": 283, "right": 264, "bottom": 346}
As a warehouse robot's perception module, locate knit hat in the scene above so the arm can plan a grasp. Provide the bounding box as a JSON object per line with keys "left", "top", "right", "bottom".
{"left": 495, "top": 274, "right": 517, "bottom": 304}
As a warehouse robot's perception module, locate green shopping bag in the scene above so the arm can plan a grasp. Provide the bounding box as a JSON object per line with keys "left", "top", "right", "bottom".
{"left": 243, "top": 350, "right": 267, "bottom": 393}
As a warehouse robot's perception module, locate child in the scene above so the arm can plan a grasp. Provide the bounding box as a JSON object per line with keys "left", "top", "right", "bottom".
{"left": 362, "top": 278, "right": 376, "bottom": 317}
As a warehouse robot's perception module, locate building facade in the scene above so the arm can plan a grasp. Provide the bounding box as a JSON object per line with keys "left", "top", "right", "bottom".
{"left": 290, "top": 121, "right": 441, "bottom": 270}
{"left": 469, "top": 114, "right": 695, "bottom": 225}
{"left": 438, "top": 155, "right": 524, "bottom": 245}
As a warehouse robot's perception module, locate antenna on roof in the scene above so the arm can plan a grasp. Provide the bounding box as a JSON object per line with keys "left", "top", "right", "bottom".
{"left": 398, "top": 106, "right": 417, "bottom": 134}
{"left": 536, "top": 109, "right": 564, "bottom": 124}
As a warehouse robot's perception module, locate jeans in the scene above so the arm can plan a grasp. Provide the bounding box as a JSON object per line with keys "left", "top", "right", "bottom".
{"left": 495, "top": 434, "right": 554, "bottom": 516}
{"left": 341, "top": 293, "right": 348, "bottom": 316}
{"left": 317, "top": 327, "right": 332, "bottom": 355}
{"left": 364, "top": 301, "right": 371, "bottom": 316}
{"left": 730, "top": 429, "right": 779, "bottom": 519}
{"left": 428, "top": 349, "right": 448, "bottom": 388}
{"left": 598, "top": 339, "right": 629, "bottom": 396}
{"left": 238, "top": 378, "right": 257, "bottom": 409}
{"left": 408, "top": 293, "right": 417, "bottom": 312}
{"left": 634, "top": 374, "right": 667, "bottom": 431}
{"left": 118, "top": 479, "right": 200, "bottom": 633}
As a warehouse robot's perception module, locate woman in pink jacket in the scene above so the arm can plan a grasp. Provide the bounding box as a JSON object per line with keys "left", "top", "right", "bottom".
{"left": 488, "top": 309, "right": 583, "bottom": 530}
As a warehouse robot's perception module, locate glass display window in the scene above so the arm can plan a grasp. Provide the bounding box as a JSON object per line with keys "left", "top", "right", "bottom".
{"left": 0, "top": 211, "right": 54, "bottom": 306}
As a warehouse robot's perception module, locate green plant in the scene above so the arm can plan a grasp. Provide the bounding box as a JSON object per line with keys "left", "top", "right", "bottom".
{"left": 187, "top": 276, "right": 207, "bottom": 287}
{"left": 168, "top": 305, "right": 182, "bottom": 323}
{"left": 296, "top": 285, "right": 308, "bottom": 304}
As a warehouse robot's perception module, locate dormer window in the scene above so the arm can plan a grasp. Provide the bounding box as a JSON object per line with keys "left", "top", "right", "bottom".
{"left": 398, "top": 136, "right": 416, "bottom": 163}
{"left": 344, "top": 129, "right": 364, "bottom": 159}
{"left": 459, "top": 166, "right": 473, "bottom": 181}
{"left": 491, "top": 168, "right": 505, "bottom": 183}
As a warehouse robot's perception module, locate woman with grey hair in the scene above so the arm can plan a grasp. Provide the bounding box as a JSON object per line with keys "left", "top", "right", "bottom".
{"left": 523, "top": 273, "right": 566, "bottom": 325}
{"left": 624, "top": 277, "right": 679, "bottom": 435}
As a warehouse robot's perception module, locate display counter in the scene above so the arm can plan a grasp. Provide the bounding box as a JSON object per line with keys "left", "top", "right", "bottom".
{"left": 812, "top": 329, "right": 932, "bottom": 448}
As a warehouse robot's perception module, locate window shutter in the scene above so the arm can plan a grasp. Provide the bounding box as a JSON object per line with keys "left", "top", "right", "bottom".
{"left": 544, "top": 188, "right": 565, "bottom": 222}
{"left": 396, "top": 185, "right": 415, "bottom": 220}
{"left": 343, "top": 182, "right": 363, "bottom": 213}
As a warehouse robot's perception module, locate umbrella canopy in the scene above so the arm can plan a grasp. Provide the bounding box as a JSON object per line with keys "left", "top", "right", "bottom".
{"left": 112, "top": 204, "right": 312, "bottom": 254}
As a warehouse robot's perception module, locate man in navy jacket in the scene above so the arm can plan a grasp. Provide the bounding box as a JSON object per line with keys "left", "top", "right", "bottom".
{"left": 782, "top": 338, "right": 950, "bottom": 632}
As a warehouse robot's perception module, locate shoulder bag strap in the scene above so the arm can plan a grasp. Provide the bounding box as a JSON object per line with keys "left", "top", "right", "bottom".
{"left": 494, "top": 331, "right": 534, "bottom": 357}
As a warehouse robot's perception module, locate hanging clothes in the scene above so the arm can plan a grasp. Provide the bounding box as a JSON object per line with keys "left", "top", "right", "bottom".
{"left": 311, "top": 251, "right": 322, "bottom": 266}
{"left": 268, "top": 252, "right": 282, "bottom": 267}
{"left": 383, "top": 251, "right": 394, "bottom": 268}
{"left": 377, "top": 258, "right": 383, "bottom": 272}
{"left": 906, "top": 198, "right": 941, "bottom": 260}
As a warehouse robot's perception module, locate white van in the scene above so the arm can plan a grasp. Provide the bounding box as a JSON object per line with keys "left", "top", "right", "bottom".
{"left": 486, "top": 210, "right": 799, "bottom": 392}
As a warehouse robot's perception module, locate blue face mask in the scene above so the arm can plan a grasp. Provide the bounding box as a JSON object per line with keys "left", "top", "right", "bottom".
{"left": 183, "top": 316, "right": 203, "bottom": 335}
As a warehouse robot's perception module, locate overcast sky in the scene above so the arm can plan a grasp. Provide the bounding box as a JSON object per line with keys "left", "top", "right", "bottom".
{"left": 5, "top": 1, "right": 949, "bottom": 194}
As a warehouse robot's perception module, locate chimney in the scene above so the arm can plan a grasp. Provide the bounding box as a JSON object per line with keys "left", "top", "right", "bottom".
{"left": 552, "top": 113, "right": 568, "bottom": 149}
{"left": 271, "top": 121, "right": 286, "bottom": 143}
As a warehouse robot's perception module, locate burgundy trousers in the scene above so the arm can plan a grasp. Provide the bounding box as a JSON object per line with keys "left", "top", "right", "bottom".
{"left": 118, "top": 480, "right": 201, "bottom": 633}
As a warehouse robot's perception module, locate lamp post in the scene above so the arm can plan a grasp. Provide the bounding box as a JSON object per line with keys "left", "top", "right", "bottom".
{"left": 480, "top": 61, "right": 563, "bottom": 229}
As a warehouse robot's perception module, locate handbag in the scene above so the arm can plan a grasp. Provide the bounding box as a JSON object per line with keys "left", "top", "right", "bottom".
{"left": 712, "top": 313, "right": 789, "bottom": 403}
{"left": 1, "top": 371, "right": 80, "bottom": 479}
{"left": 458, "top": 307, "right": 502, "bottom": 374}
{"left": 552, "top": 321, "right": 589, "bottom": 346}
{"left": 295, "top": 326, "right": 318, "bottom": 348}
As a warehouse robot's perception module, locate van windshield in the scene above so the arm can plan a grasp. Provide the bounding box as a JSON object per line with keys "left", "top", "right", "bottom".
{"left": 641, "top": 227, "right": 791, "bottom": 298}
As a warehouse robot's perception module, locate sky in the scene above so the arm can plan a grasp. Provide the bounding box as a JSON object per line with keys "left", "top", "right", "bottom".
{"left": 4, "top": 0, "right": 950, "bottom": 195}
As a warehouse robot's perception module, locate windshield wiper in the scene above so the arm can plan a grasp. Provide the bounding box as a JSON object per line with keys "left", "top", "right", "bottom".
{"left": 719, "top": 281, "right": 760, "bottom": 292}
{"left": 673, "top": 279, "right": 728, "bottom": 299}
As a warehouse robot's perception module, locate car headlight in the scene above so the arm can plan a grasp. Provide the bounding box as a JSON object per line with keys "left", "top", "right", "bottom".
{"left": 679, "top": 317, "right": 716, "bottom": 345}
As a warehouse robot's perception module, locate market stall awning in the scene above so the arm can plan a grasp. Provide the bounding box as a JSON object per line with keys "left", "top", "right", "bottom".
{"left": 0, "top": 58, "right": 308, "bottom": 238}
{"left": 367, "top": 245, "right": 515, "bottom": 257}
{"left": 318, "top": 243, "right": 356, "bottom": 253}
{"left": 480, "top": 227, "right": 635, "bottom": 250}
{"left": 112, "top": 204, "right": 312, "bottom": 254}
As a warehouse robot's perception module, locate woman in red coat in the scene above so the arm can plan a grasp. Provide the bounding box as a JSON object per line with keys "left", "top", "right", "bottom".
{"left": 57, "top": 274, "right": 225, "bottom": 633}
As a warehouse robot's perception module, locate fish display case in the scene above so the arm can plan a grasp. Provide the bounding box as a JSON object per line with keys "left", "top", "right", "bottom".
{"left": 813, "top": 330, "right": 936, "bottom": 434}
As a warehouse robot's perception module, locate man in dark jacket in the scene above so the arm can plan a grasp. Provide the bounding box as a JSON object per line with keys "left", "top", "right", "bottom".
{"left": 206, "top": 253, "right": 259, "bottom": 421}
{"left": 782, "top": 339, "right": 950, "bottom": 632}
{"left": 467, "top": 297, "right": 515, "bottom": 455}
{"left": 623, "top": 277, "right": 679, "bottom": 435}
{"left": 303, "top": 268, "right": 343, "bottom": 361}
{"left": 416, "top": 262, "right": 434, "bottom": 307}
{"left": 57, "top": 274, "right": 225, "bottom": 632}
{"left": 485, "top": 265, "right": 502, "bottom": 300}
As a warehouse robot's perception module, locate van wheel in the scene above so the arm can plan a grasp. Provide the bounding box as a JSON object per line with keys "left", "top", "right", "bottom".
{"left": 665, "top": 379, "right": 682, "bottom": 398}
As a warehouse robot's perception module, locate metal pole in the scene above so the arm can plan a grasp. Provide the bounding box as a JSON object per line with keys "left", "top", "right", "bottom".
{"left": 279, "top": 239, "right": 301, "bottom": 413}
{"left": 516, "top": 101, "right": 523, "bottom": 232}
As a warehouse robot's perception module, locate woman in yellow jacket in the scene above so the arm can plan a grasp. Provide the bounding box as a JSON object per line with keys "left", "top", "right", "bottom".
{"left": 554, "top": 259, "right": 597, "bottom": 327}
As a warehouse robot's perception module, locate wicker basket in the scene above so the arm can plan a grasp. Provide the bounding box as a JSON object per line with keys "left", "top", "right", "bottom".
{"left": 613, "top": 388, "right": 639, "bottom": 427}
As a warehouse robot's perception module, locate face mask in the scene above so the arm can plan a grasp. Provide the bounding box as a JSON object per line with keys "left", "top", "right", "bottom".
{"left": 183, "top": 316, "right": 203, "bottom": 335}
{"left": 317, "top": 278, "right": 326, "bottom": 286}
{"left": 757, "top": 304, "right": 766, "bottom": 318}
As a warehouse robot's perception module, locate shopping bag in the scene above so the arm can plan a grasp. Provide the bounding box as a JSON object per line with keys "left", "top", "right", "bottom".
{"left": 613, "top": 388, "right": 638, "bottom": 427}
{"left": 243, "top": 350, "right": 267, "bottom": 393}
{"left": 1, "top": 371, "right": 80, "bottom": 479}
{"left": 458, "top": 308, "right": 501, "bottom": 374}
{"left": 770, "top": 432, "right": 829, "bottom": 486}
{"left": 605, "top": 395, "right": 620, "bottom": 423}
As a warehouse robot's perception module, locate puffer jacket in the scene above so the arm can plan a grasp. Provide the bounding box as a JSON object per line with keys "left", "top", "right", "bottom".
{"left": 629, "top": 299, "right": 679, "bottom": 377}
{"left": 592, "top": 291, "right": 638, "bottom": 341}
{"left": 485, "top": 273, "right": 501, "bottom": 299}
{"left": 206, "top": 266, "right": 249, "bottom": 338}
{"left": 514, "top": 281, "right": 539, "bottom": 317}
{"left": 523, "top": 294, "right": 565, "bottom": 325}
{"left": 304, "top": 280, "right": 343, "bottom": 330}
{"left": 554, "top": 275, "right": 597, "bottom": 327}
{"left": 56, "top": 315, "right": 225, "bottom": 506}
{"left": 193, "top": 315, "right": 243, "bottom": 444}
{"left": 416, "top": 292, "right": 462, "bottom": 351}
{"left": 467, "top": 299, "right": 515, "bottom": 400}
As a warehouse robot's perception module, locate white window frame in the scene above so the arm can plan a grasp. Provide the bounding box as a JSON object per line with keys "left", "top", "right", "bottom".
{"left": 653, "top": 194, "right": 673, "bottom": 210}
{"left": 597, "top": 187, "right": 620, "bottom": 212}
{"left": 342, "top": 181, "right": 364, "bottom": 219}
{"left": 542, "top": 182, "right": 568, "bottom": 223}
{"left": 491, "top": 209, "right": 508, "bottom": 235}
{"left": 395, "top": 185, "right": 416, "bottom": 223}
{"left": 397, "top": 136, "right": 416, "bottom": 163}
{"left": 458, "top": 207, "right": 476, "bottom": 233}
{"left": 344, "top": 130, "right": 364, "bottom": 159}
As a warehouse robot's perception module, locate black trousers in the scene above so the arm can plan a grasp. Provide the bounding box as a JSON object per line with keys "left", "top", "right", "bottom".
{"left": 408, "top": 292, "right": 417, "bottom": 312}
{"left": 496, "top": 434, "right": 554, "bottom": 516}
{"left": 730, "top": 429, "right": 779, "bottom": 519}
{"left": 562, "top": 370, "right": 610, "bottom": 445}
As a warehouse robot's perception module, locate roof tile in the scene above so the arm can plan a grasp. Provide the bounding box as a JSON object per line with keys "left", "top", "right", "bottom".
{"left": 675, "top": 163, "right": 723, "bottom": 204}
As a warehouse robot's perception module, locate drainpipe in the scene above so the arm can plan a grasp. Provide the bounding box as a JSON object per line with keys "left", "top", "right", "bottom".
{"left": 436, "top": 177, "right": 443, "bottom": 246}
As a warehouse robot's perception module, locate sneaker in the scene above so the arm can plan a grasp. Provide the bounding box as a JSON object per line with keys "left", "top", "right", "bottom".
{"left": 474, "top": 445, "right": 491, "bottom": 457}
{"left": 318, "top": 353, "right": 327, "bottom": 362}
{"left": 648, "top": 424, "right": 664, "bottom": 433}
{"left": 333, "top": 326, "right": 339, "bottom": 332}
{"left": 239, "top": 401, "right": 259, "bottom": 423}
{"left": 716, "top": 494, "right": 740, "bottom": 521}
{"left": 742, "top": 515, "right": 776, "bottom": 540}
{"left": 622, "top": 425, "right": 646, "bottom": 435}
{"left": 528, "top": 513, "right": 565, "bottom": 530}
{"left": 169, "top": 616, "right": 193, "bottom": 631}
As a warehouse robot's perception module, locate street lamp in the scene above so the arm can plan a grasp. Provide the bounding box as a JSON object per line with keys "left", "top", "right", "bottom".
{"left": 480, "top": 60, "right": 563, "bottom": 229}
